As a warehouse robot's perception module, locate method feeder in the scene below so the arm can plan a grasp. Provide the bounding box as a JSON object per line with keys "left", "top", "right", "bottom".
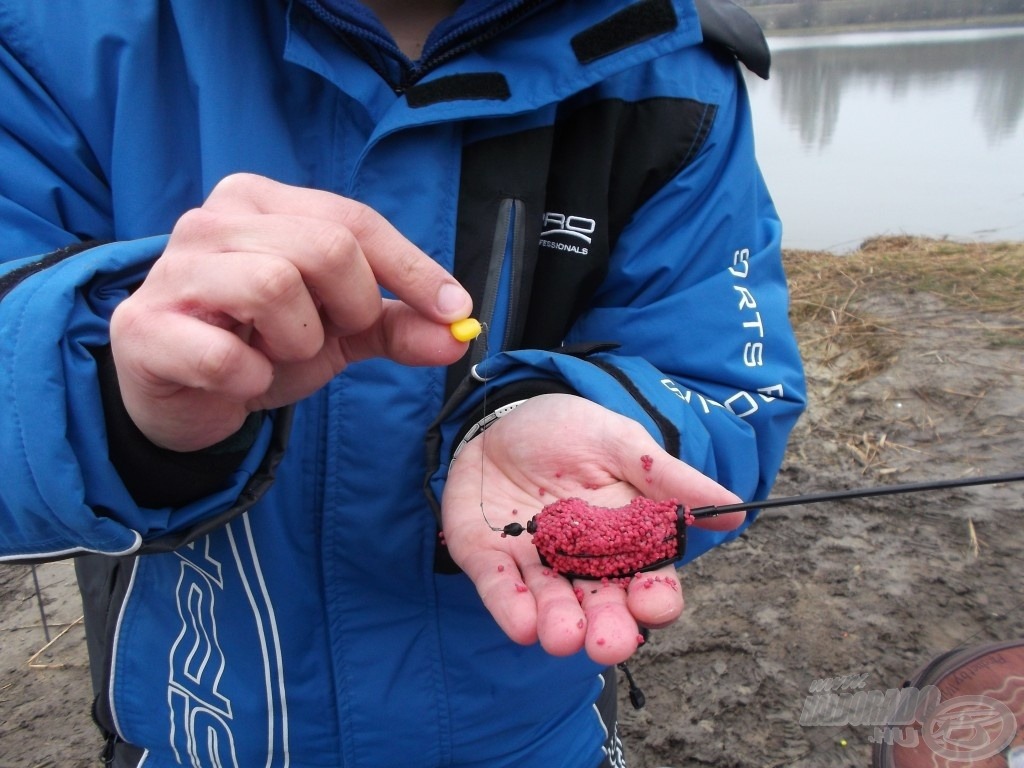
{"left": 491, "top": 470, "right": 1024, "bottom": 580}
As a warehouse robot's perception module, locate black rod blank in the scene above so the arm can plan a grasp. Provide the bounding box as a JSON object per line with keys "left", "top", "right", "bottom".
{"left": 689, "top": 470, "right": 1024, "bottom": 519}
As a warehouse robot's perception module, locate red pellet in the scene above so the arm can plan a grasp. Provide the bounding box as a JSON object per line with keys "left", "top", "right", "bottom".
{"left": 636, "top": 634, "right": 645, "bottom": 646}
{"left": 577, "top": 618, "right": 585, "bottom": 629}
{"left": 497, "top": 564, "right": 505, "bottom": 572}
{"left": 530, "top": 496, "right": 681, "bottom": 579}
{"left": 596, "top": 637, "right": 606, "bottom": 646}
{"left": 641, "top": 454, "right": 654, "bottom": 472}
{"left": 515, "top": 583, "right": 528, "bottom": 593}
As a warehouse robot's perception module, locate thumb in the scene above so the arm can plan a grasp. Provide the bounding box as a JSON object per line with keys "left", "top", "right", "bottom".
{"left": 619, "top": 444, "right": 746, "bottom": 532}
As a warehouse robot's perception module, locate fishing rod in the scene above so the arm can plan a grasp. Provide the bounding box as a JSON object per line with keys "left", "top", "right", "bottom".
{"left": 689, "top": 470, "right": 1024, "bottom": 519}
{"left": 498, "top": 470, "right": 1024, "bottom": 580}
{"left": 521, "top": 470, "right": 1024, "bottom": 712}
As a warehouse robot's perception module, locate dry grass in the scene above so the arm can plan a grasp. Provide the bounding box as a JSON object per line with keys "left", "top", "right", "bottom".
{"left": 780, "top": 236, "right": 1024, "bottom": 478}
{"left": 784, "top": 236, "right": 1024, "bottom": 383}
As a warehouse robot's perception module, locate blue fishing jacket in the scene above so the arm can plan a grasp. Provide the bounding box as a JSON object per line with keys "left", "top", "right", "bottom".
{"left": 0, "top": 1, "right": 804, "bottom": 765}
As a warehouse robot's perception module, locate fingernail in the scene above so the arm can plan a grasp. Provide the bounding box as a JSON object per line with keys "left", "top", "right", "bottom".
{"left": 437, "top": 283, "right": 470, "bottom": 316}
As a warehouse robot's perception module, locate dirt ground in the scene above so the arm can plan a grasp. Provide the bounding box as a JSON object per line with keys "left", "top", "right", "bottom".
{"left": 1, "top": 237, "right": 1022, "bottom": 767}
{"left": 0, "top": 560, "right": 97, "bottom": 767}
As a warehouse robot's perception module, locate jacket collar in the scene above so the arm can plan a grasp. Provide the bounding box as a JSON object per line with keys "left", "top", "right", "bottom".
{"left": 290, "top": 0, "right": 769, "bottom": 95}
{"left": 280, "top": 0, "right": 712, "bottom": 145}
{"left": 295, "top": 0, "right": 556, "bottom": 73}
{"left": 286, "top": 0, "right": 705, "bottom": 117}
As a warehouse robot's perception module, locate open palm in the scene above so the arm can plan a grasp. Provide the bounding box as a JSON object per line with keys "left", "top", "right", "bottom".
{"left": 441, "top": 393, "right": 745, "bottom": 665}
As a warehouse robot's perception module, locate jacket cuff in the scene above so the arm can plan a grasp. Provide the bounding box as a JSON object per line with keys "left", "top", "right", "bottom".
{"left": 93, "top": 344, "right": 264, "bottom": 508}
{"left": 424, "top": 343, "right": 617, "bottom": 524}
{"left": 451, "top": 377, "right": 578, "bottom": 453}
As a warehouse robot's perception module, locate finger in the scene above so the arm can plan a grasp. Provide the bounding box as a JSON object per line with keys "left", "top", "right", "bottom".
{"left": 154, "top": 256, "right": 321, "bottom": 365}
{"left": 458, "top": 550, "right": 539, "bottom": 646}
{"left": 610, "top": 427, "right": 747, "bottom": 532}
{"left": 338, "top": 300, "right": 471, "bottom": 367}
{"left": 691, "top": 509, "right": 746, "bottom": 532}
{"left": 522, "top": 562, "right": 586, "bottom": 657}
{"left": 244, "top": 302, "right": 470, "bottom": 410}
{"left": 631, "top": 446, "right": 740, "bottom": 508}
{"left": 114, "top": 309, "right": 275, "bottom": 400}
{"left": 203, "top": 174, "right": 472, "bottom": 322}
{"left": 626, "top": 566, "right": 684, "bottom": 629}
{"left": 578, "top": 579, "right": 645, "bottom": 665}
{"left": 167, "top": 209, "right": 382, "bottom": 342}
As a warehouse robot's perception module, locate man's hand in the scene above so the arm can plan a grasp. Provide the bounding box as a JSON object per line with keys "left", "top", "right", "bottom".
{"left": 441, "top": 394, "right": 745, "bottom": 666}
{"left": 110, "top": 174, "right": 473, "bottom": 451}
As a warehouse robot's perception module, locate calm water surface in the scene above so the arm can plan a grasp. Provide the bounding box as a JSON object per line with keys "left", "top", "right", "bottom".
{"left": 745, "top": 28, "right": 1024, "bottom": 252}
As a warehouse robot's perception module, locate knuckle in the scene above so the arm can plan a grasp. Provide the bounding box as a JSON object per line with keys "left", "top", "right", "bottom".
{"left": 310, "top": 223, "right": 359, "bottom": 271}
{"left": 345, "top": 202, "right": 419, "bottom": 278}
{"left": 194, "top": 335, "right": 244, "bottom": 386}
{"left": 247, "top": 258, "right": 303, "bottom": 308}
{"left": 209, "top": 172, "right": 261, "bottom": 199}
{"left": 169, "top": 207, "right": 222, "bottom": 246}
{"left": 394, "top": 247, "right": 424, "bottom": 283}
{"left": 341, "top": 198, "right": 382, "bottom": 237}
{"left": 109, "top": 299, "right": 145, "bottom": 347}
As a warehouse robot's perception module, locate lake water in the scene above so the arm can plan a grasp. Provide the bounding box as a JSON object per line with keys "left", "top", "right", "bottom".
{"left": 744, "top": 27, "right": 1024, "bottom": 252}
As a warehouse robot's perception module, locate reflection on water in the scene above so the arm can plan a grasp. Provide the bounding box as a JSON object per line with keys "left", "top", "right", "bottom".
{"left": 745, "top": 29, "right": 1024, "bottom": 251}
{"left": 762, "top": 30, "right": 1024, "bottom": 148}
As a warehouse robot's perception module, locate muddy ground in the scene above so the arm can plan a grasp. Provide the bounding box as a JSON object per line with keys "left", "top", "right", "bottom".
{"left": 1, "top": 237, "right": 1022, "bottom": 767}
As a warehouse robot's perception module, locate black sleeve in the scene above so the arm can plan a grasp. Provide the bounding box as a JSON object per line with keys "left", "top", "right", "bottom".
{"left": 93, "top": 344, "right": 263, "bottom": 508}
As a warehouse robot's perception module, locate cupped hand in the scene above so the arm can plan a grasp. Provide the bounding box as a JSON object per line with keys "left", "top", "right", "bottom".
{"left": 110, "top": 173, "right": 473, "bottom": 451}
{"left": 441, "top": 393, "right": 745, "bottom": 665}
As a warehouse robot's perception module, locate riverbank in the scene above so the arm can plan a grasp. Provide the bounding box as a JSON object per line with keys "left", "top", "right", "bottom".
{"left": 623, "top": 236, "right": 1024, "bottom": 766}
{"left": 2, "top": 237, "right": 1022, "bottom": 767}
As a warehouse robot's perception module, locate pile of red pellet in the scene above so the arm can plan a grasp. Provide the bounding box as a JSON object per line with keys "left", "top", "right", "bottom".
{"left": 530, "top": 496, "right": 681, "bottom": 579}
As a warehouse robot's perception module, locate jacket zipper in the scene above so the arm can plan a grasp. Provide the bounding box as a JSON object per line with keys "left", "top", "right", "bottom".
{"left": 472, "top": 197, "right": 525, "bottom": 367}
{"left": 407, "top": 0, "right": 552, "bottom": 86}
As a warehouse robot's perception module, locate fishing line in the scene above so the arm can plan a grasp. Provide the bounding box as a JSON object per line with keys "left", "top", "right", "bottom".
{"left": 475, "top": 322, "right": 495, "bottom": 531}
{"left": 449, "top": 318, "right": 509, "bottom": 533}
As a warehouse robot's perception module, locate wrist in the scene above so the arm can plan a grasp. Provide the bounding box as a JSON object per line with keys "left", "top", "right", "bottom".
{"left": 451, "top": 399, "right": 527, "bottom": 461}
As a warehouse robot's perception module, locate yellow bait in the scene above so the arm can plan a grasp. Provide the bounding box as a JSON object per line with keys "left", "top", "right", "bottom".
{"left": 450, "top": 318, "right": 483, "bottom": 342}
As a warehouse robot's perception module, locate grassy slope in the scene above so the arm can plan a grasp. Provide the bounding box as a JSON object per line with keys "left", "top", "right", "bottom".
{"left": 784, "top": 236, "right": 1024, "bottom": 384}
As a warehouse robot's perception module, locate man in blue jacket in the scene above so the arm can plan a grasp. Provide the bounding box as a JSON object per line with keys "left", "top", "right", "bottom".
{"left": 0, "top": 1, "right": 805, "bottom": 765}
